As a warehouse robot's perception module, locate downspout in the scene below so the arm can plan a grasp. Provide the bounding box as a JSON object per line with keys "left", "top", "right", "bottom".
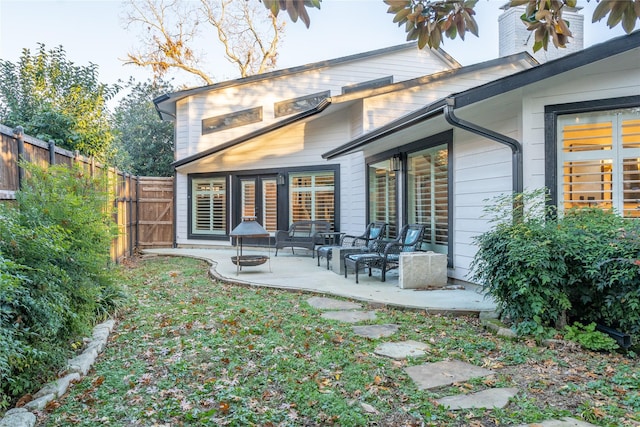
{"left": 443, "top": 98, "right": 523, "bottom": 195}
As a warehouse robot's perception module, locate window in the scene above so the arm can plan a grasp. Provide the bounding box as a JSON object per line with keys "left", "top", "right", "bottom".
{"left": 192, "top": 177, "right": 227, "bottom": 235}
{"left": 202, "top": 107, "right": 263, "bottom": 135}
{"left": 262, "top": 179, "right": 278, "bottom": 232}
{"left": 407, "top": 145, "right": 448, "bottom": 252}
{"left": 558, "top": 108, "right": 640, "bottom": 218}
{"left": 274, "top": 91, "right": 330, "bottom": 118}
{"left": 239, "top": 176, "right": 278, "bottom": 233}
{"left": 369, "top": 159, "right": 397, "bottom": 237}
{"left": 289, "top": 171, "right": 335, "bottom": 227}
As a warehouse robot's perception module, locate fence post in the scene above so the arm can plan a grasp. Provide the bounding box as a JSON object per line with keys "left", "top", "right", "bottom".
{"left": 48, "top": 140, "right": 56, "bottom": 165}
{"left": 13, "top": 126, "right": 24, "bottom": 189}
{"left": 136, "top": 176, "right": 140, "bottom": 250}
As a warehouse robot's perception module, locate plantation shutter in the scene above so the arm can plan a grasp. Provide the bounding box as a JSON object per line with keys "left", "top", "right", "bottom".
{"left": 369, "top": 159, "right": 397, "bottom": 237}
{"left": 192, "top": 177, "right": 227, "bottom": 235}
{"left": 559, "top": 109, "right": 640, "bottom": 218}
{"left": 408, "top": 145, "right": 448, "bottom": 251}
{"left": 289, "top": 172, "right": 335, "bottom": 227}
{"left": 241, "top": 180, "right": 256, "bottom": 217}
{"left": 262, "top": 178, "right": 278, "bottom": 232}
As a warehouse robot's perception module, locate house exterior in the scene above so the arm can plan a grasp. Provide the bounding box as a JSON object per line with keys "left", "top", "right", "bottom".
{"left": 154, "top": 21, "right": 640, "bottom": 283}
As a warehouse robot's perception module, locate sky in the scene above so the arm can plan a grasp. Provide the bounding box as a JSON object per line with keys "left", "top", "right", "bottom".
{"left": 0, "top": 0, "right": 630, "bottom": 104}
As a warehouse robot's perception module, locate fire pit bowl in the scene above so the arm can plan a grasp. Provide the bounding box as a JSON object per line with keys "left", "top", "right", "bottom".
{"left": 231, "top": 255, "right": 269, "bottom": 267}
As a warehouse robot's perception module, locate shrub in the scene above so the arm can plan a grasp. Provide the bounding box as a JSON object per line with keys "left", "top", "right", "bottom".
{"left": 563, "top": 322, "right": 619, "bottom": 352}
{"left": 0, "top": 163, "right": 126, "bottom": 410}
{"left": 470, "top": 190, "right": 640, "bottom": 339}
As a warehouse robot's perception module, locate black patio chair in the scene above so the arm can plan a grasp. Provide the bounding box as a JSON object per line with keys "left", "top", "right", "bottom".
{"left": 344, "top": 223, "right": 426, "bottom": 283}
{"left": 316, "top": 222, "right": 387, "bottom": 269}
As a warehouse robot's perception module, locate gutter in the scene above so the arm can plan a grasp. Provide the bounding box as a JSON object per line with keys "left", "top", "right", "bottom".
{"left": 443, "top": 98, "right": 523, "bottom": 194}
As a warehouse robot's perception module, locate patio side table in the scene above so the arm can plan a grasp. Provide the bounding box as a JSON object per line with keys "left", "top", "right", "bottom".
{"left": 330, "top": 247, "right": 366, "bottom": 275}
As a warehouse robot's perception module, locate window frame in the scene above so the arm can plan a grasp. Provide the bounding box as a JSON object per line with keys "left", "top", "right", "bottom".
{"left": 188, "top": 173, "right": 229, "bottom": 240}
{"left": 544, "top": 96, "right": 640, "bottom": 211}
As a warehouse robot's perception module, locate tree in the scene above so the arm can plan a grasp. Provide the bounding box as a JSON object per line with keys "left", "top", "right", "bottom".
{"left": 263, "top": 0, "right": 640, "bottom": 52}
{"left": 0, "top": 44, "right": 118, "bottom": 159}
{"left": 123, "top": 0, "right": 285, "bottom": 84}
{"left": 112, "top": 78, "right": 175, "bottom": 177}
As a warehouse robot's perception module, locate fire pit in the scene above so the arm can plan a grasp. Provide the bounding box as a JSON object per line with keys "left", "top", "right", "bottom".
{"left": 231, "top": 255, "right": 268, "bottom": 267}
{"left": 229, "top": 216, "right": 271, "bottom": 274}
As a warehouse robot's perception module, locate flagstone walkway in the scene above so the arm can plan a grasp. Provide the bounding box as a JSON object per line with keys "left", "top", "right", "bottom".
{"left": 305, "top": 296, "right": 598, "bottom": 427}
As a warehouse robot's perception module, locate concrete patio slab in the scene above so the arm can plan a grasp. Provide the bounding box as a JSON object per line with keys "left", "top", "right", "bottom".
{"left": 405, "top": 360, "right": 494, "bottom": 390}
{"left": 374, "top": 340, "right": 430, "bottom": 360}
{"left": 436, "top": 387, "right": 519, "bottom": 409}
{"left": 352, "top": 324, "right": 399, "bottom": 339}
{"left": 143, "top": 247, "right": 496, "bottom": 315}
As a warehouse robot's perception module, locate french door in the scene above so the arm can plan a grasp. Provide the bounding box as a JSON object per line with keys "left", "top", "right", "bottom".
{"left": 237, "top": 176, "right": 279, "bottom": 242}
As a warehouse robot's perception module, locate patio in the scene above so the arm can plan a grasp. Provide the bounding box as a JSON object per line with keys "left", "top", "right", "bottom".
{"left": 142, "top": 247, "right": 496, "bottom": 316}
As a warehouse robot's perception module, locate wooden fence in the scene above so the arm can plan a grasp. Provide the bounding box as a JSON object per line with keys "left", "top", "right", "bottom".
{"left": 0, "top": 124, "right": 174, "bottom": 262}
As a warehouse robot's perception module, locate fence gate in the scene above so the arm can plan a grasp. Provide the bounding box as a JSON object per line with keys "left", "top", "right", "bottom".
{"left": 137, "top": 177, "right": 174, "bottom": 249}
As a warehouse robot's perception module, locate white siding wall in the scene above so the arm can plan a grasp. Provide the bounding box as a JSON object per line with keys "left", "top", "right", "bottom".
{"left": 175, "top": 173, "right": 189, "bottom": 244}
{"left": 520, "top": 54, "right": 640, "bottom": 191}
{"left": 450, "top": 96, "right": 522, "bottom": 281}
{"left": 176, "top": 45, "right": 456, "bottom": 160}
{"left": 451, "top": 52, "right": 639, "bottom": 281}
{"left": 363, "top": 62, "right": 530, "bottom": 130}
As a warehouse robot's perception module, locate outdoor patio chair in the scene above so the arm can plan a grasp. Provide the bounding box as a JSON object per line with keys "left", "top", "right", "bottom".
{"left": 344, "top": 223, "right": 426, "bottom": 283}
{"left": 316, "top": 222, "right": 388, "bottom": 269}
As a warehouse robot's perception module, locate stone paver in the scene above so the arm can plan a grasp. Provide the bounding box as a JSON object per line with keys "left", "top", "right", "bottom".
{"left": 307, "top": 296, "right": 362, "bottom": 310}
{"left": 405, "top": 360, "right": 494, "bottom": 390}
{"left": 320, "top": 310, "right": 377, "bottom": 323}
{"left": 515, "top": 418, "right": 598, "bottom": 427}
{"left": 352, "top": 324, "right": 399, "bottom": 339}
{"left": 436, "top": 387, "right": 518, "bottom": 409}
{"left": 374, "top": 340, "right": 429, "bottom": 360}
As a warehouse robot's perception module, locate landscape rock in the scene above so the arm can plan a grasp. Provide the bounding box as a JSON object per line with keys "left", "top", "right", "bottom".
{"left": 0, "top": 408, "right": 36, "bottom": 427}
{"left": 67, "top": 347, "right": 98, "bottom": 375}
{"left": 23, "top": 393, "right": 55, "bottom": 411}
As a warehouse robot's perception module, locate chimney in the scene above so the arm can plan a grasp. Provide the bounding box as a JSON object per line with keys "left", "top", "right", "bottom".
{"left": 498, "top": 2, "right": 584, "bottom": 63}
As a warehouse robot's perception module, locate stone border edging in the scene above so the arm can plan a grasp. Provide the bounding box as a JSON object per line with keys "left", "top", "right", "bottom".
{"left": 0, "top": 319, "right": 116, "bottom": 427}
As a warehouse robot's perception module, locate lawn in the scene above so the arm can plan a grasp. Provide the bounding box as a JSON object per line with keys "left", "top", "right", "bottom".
{"left": 38, "top": 256, "right": 639, "bottom": 426}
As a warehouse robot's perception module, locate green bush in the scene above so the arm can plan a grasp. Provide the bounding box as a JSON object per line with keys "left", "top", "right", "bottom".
{"left": 471, "top": 191, "right": 640, "bottom": 340}
{"left": 0, "top": 163, "right": 126, "bottom": 410}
